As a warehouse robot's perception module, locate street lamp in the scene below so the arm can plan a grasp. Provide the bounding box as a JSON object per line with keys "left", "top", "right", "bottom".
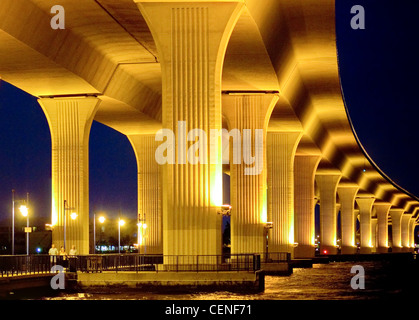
{"left": 93, "top": 213, "right": 106, "bottom": 253}
{"left": 11, "top": 190, "right": 30, "bottom": 255}
{"left": 118, "top": 218, "right": 125, "bottom": 254}
{"left": 19, "top": 193, "right": 30, "bottom": 255}
{"left": 63, "top": 200, "right": 77, "bottom": 250}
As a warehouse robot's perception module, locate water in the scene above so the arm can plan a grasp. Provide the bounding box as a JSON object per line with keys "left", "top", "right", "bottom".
{"left": 39, "top": 260, "right": 418, "bottom": 301}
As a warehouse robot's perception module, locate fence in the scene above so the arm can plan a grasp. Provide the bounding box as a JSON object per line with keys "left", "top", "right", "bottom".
{"left": 0, "top": 253, "right": 261, "bottom": 276}
{"left": 260, "top": 252, "right": 291, "bottom": 263}
{"left": 0, "top": 254, "right": 68, "bottom": 277}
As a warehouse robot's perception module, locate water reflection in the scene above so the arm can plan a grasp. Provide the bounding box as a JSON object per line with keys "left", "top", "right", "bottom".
{"left": 42, "top": 260, "right": 417, "bottom": 301}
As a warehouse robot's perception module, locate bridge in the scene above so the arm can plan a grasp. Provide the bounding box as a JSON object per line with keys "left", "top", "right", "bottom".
{"left": 0, "top": 0, "right": 418, "bottom": 263}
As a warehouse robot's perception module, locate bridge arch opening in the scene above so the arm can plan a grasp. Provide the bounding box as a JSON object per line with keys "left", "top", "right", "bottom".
{"left": 0, "top": 80, "right": 52, "bottom": 254}
{"left": 89, "top": 121, "right": 137, "bottom": 254}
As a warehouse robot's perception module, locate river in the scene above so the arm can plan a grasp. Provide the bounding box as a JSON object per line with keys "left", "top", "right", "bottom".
{"left": 39, "top": 260, "right": 417, "bottom": 301}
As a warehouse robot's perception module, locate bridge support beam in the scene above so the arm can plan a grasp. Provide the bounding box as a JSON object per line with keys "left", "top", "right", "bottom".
{"left": 337, "top": 186, "right": 359, "bottom": 254}
{"left": 135, "top": 0, "right": 244, "bottom": 256}
{"left": 267, "top": 131, "right": 302, "bottom": 258}
{"left": 128, "top": 134, "right": 162, "bottom": 255}
{"left": 371, "top": 217, "right": 377, "bottom": 253}
{"left": 294, "top": 155, "right": 321, "bottom": 258}
{"left": 355, "top": 197, "right": 375, "bottom": 254}
{"left": 223, "top": 94, "right": 278, "bottom": 255}
{"left": 374, "top": 203, "right": 391, "bottom": 253}
{"left": 401, "top": 213, "right": 413, "bottom": 252}
{"left": 389, "top": 208, "right": 404, "bottom": 252}
{"left": 409, "top": 218, "right": 417, "bottom": 251}
{"left": 315, "top": 173, "right": 341, "bottom": 255}
{"left": 38, "top": 97, "right": 100, "bottom": 255}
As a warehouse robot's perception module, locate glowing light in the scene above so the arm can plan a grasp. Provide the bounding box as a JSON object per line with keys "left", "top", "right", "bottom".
{"left": 323, "top": 250, "right": 328, "bottom": 254}
{"left": 261, "top": 188, "right": 267, "bottom": 224}
{"left": 19, "top": 205, "right": 28, "bottom": 217}
{"left": 98, "top": 216, "right": 106, "bottom": 224}
{"left": 70, "top": 212, "right": 78, "bottom": 220}
{"left": 119, "top": 219, "right": 125, "bottom": 226}
{"left": 289, "top": 221, "right": 294, "bottom": 245}
{"left": 211, "top": 172, "right": 223, "bottom": 207}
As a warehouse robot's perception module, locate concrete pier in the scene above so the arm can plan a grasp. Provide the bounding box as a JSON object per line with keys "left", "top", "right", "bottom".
{"left": 75, "top": 271, "right": 265, "bottom": 292}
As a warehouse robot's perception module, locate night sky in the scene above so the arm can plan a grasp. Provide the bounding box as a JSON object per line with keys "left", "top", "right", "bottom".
{"left": 0, "top": 0, "right": 418, "bottom": 223}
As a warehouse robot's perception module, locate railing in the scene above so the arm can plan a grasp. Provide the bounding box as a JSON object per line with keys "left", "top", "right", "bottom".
{"left": 0, "top": 254, "right": 69, "bottom": 277}
{"left": 0, "top": 254, "right": 261, "bottom": 276}
{"left": 259, "top": 252, "right": 291, "bottom": 263}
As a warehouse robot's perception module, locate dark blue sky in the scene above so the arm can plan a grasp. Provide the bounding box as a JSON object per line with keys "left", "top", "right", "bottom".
{"left": 0, "top": 0, "right": 418, "bottom": 222}
{"left": 337, "top": 0, "right": 419, "bottom": 199}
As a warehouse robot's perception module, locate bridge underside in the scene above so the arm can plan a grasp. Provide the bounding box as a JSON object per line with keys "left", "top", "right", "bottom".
{"left": 0, "top": 0, "right": 417, "bottom": 256}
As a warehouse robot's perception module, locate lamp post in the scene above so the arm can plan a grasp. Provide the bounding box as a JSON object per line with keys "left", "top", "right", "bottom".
{"left": 19, "top": 192, "right": 30, "bottom": 255}
{"left": 11, "top": 190, "right": 30, "bottom": 255}
{"left": 118, "top": 218, "right": 125, "bottom": 254}
{"left": 63, "top": 200, "right": 77, "bottom": 250}
{"left": 12, "top": 189, "right": 15, "bottom": 255}
{"left": 93, "top": 214, "right": 105, "bottom": 253}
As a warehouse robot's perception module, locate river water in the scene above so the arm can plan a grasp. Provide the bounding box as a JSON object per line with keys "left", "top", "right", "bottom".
{"left": 39, "top": 260, "right": 417, "bottom": 301}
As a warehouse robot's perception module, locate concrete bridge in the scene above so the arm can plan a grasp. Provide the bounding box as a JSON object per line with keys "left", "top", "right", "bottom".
{"left": 0, "top": 0, "right": 417, "bottom": 258}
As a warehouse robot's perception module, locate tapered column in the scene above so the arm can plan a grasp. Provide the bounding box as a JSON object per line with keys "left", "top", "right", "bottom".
{"left": 409, "top": 218, "right": 416, "bottom": 251}
{"left": 337, "top": 186, "right": 359, "bottom": 254}
{"left": 374, "top": 203, "right": 391, "bottom": 253}
{"left": 355, "top": 197, "right": 375, "bottom": 254}
{"left": 401, "top": 213, "right": 412, "bottom": 252}
{"left": 38, "top": 97, "right": 100, "bottom": 255}
{"left": 315, "top": 173, "right": 341, "bottom": 255}
{"left": 389, "top": 208, "right": 404, "bottom": 252}
{"left": 294, "top": 155, "right": 321, "bottom": 258}
{"left": 267, "top": 132, "right": 303, "bottom": 257}
{"left": 371, "top": 218, "right": 377, "bottom": 253}
{"left": 136, "top": 1, "right": 244, "bottom": 256}
{"left": 129, "top": 134, "right": 162, "bottom": 254}
{"left": 223, "top": 94, "right": 278, "bottom": 254}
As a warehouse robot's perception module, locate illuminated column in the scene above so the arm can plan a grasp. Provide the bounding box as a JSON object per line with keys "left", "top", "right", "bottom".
{"left": 38, "top": 97, "right": 100, "bottom": 255}
{"left": 401, "top": 213, "right": 412, "bottom": 252}
{"left": 315, "top": 173, "right": 341, "bottom": 255}
{"left": 355, "top": 197, "right": 375, "bottom": 254}
{"left": 374, "top": 203, "right": 391, "bottom": 253}
{"left": 409, "top": 218, "right": 416, "bottom": 250}
{"left": 129, "top": 134, "right": 162, "bottom": 255}
{"left": 135, "top": 1, "right": 244, "bottom": 256}
{"left": 389, "top": 208, "right": 404, "bottom": 252}
{"left": 371, "top": 218, "right": 377, "bottom": 253}
{"left": 337, "top": 186, "right": 359, "bottom": 254}
{"left": 294, "top": 155, "right": 321, "bottom": 258}
{"left": 223, "top": 94, "right": 278, "bottom": 254}
{"left": 267, "top": 131, "right": 303, "bottom": 257}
